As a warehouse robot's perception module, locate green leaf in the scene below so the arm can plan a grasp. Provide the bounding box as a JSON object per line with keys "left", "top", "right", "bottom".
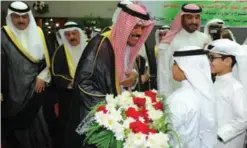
{"left": 87, "top": 130, "right": 114, "bottom": 148}
{"left": 110, "top": 138, "right": 117, "bottom": 148}
{"left": 83, "top": 124, "right": 101, "bottom": 146}
{"left": 116, "top": 140, "right": 123, "bottom": 148}
{"left": 110, "top": 138, "right": 123, "bottom": 148}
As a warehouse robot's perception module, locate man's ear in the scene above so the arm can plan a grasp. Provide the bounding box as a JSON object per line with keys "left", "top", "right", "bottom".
{"left": 224, "top": 57, "right": 232, "bottom": 67}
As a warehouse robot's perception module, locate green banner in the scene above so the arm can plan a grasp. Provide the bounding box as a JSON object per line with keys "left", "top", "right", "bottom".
{"left": 141, "top": 1, "right": 247, "bottom": 27}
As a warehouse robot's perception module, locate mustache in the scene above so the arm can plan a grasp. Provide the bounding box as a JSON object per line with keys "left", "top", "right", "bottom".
{"left": 69, "top": 39, "right": 77, "bottom": 42}
{"left": 132, "top": 34, "right": 141, "bottom": 38}
{"left": 18, "top": 22, "right": 25, "bottom": 25}
{"left": 189, "top": 24, "right": 198, "bottom": 26}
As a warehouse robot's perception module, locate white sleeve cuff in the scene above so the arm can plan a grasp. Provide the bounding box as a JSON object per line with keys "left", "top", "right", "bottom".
{"left": 158, "top": 43, "right": 170, "bottom": 50}
{"left": 131, "top": 69, "right": 139, "bottom": 89}
{"left": 37, "top": 67, "right": 51, "bottom": 83}
{"left": 218, "top": 124, "right": 234, "bottom": 142}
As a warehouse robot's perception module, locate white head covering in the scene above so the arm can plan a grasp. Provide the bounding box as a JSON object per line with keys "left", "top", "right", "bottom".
{"left": 59, "top": 21, "right": 87, "bottom": 54}
{"left": 206, "top": 39, "right": 247, "bottom": 92}
{"left": 204, "top": 18, "right": 224, "bottom": 35}
{"left": 221, "top": 27, "right": 236, "bottom": 42}
{"left": 91, "top": 27, "right": 102, "bottom": 38}
{"left": 155, "top": 25, "right": 170, "bottom": 45}
{"left": 173, "top": 46, "right": 217, "bottom": 147}
{"left": 243, "top": 37, "right": 247, "bottom": 45}
{"left": 243, "top": 37, "right": 247, "bottom": 50}
{"left": 6, "top": 1, "right": 45, "bottom": 60}
{"left": 112, "top": 0, "right": 133, "bottom": 24}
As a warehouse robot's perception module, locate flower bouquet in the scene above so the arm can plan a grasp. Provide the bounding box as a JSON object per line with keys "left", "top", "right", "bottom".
{"left": 76, "top": 90, "right": 173, "bottom": 148}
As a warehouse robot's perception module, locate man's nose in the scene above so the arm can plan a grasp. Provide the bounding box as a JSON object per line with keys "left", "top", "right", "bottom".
{"left": 19, "top": 16, "right": 24, "bottom": 22}
{"left": 136, "top": 27, "right": 143, "bottom": 35}
{"left": 192, "top": 18, "right": 197, "bottom": 24}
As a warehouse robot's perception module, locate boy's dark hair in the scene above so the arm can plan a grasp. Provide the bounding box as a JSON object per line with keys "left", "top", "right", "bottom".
{"left": 221, "top": 54, "right": 236, "bottom": 68}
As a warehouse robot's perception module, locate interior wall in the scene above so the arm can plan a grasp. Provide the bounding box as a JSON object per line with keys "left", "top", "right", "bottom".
{"left": 2, "top": 1, "right": 247, "bottom": 45}
{"left": 1, "top": 1, "right": 117, "bottom": 18}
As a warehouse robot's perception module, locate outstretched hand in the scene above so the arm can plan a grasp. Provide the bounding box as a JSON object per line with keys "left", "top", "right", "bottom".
{"left": 120, "top": 71, "right": 138, "bottom": 88}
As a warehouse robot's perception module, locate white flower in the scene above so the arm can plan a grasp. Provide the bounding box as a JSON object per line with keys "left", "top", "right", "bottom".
{"left": 132, "top": 91, "right": 145, "bottom": 98}
{"left": 123, "top": 117, "right": 135, "bottom": 129}
{"left": 124, "top": 133, "right": 146, "bottom": 148}
{"left": 105, "top": 103, "right": 116, "bottom": 112}
{"left": 148, "top": 110, "right": 163, "bottom": 121}
{"left": 146, "top": 133, "right": 169, "bottom": 148}
{"left": 95, "top": 111, "right": 108, "bottom": 126}
{"left": 112, "top": 122, "right": 125, "bottom": 140}
{"left": 123, "top": 133, "right": 134, "bottom": 148}
{"left": 118, "top": 95, "right": 135, "bottom": 110}
{"left": 132, "top": 133, "right": 147, "bottom": 147}
{"left": 108, "top": 108, "right": 122, "bottom": 122}
{"left": 104, "top": 116, "right": 117, "bottom": 130}
{"left": 121, "top": 91, "right": 131, "bottom": 97}
{"left": 139, "top": 117, "right": 145, "bottom": 123}
{"left": 95, "top": 112, "right": 124, "bottom": 140}
{"left": 95, "top": 112, "right": 117, "bottom": 130}
{"left": 151, "top": 89, "right": 158, "bottom": 93}
{"left": 145, "top": 96, "right": 152, "bottom": 105}
{"left": 106, "top": 94, "right": 118, "bottom": 105}
{"left": 145, "top": 102, "right": 154, "bottom": 111}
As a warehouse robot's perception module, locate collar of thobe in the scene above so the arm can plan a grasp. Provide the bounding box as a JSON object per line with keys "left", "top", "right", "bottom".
{"left": 180, "top": 28, "right": 198, "bottom": 36}
{"left": 215, "top": 72, "right": 233, "bottom": 81}
{"left": 70, "top": 44, "right": 81, "bottom": 51}
{"left": 19, "top": 31, "right": 28, "bottom": 49}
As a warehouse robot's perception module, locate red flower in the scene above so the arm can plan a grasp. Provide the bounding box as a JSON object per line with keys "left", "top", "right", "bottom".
{"left": 139, "top": 107, "right": 151, "bottom": 123}
{"left": 133, "top": 97, "right": 146, "bottom": 107}
{"left": 149, "top": 129, "right": 157, "bottom": 134}
{"left": 125, "top": 107, "right": 140, "bottom": 120}
{"left": 153, "top": 101, "right": 164, "bottom": 111}
{"left": 129, "top": 121, "right": 150, "bottom": 134}
{"left": 96, "top": 106, "right": 108, "bottom": 114}
{"left": 145, "top": 90, "right": 157, "bottom": 103}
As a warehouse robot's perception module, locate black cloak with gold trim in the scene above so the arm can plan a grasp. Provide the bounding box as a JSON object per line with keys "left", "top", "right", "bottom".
{"left": 65, "top": 31, "right": 119, "bottom": 148}
{"left": 1, "top": 26, "right": 52, "bottom": 148}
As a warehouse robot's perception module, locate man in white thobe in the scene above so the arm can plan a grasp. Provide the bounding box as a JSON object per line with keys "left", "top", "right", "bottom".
{"left": 206, "top": 39, "right": 247, "bottom": 148}
{"left": 167, "top": 46, "right": 217, "bottom": 148}
{"left": 158, "top": 3, "right": 211, "bottom": 96}
{"left": 204, "top": 18, "right": 224, "bottom": 41}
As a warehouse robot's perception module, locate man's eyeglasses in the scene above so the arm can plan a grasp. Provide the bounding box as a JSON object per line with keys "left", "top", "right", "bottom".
{"left": 207, "top": 55, "right": 225, "bottom": 62}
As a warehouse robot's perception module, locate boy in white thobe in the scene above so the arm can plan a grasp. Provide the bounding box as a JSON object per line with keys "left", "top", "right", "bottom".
{"left": 168, "top": 46, "right": 217, "bottom": 148}
{"left": 207, "top": 39, "right": 247, "bottom": 148}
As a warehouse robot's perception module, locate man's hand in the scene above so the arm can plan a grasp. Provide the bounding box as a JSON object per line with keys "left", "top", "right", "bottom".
{"left": 120, "top": 71, "right": 138, "bottom": 88}
{"left": 67, "top": 81, "right": 73, "bottom": 89}
{"left": 35, "top": 77, "right": 45, "bottom": 93}
{"left": 141, "top": 72, "right": 150, "bottom": 84}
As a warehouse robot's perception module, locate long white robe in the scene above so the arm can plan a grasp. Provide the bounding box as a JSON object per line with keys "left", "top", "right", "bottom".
{"left": 20, "top": 31, "right": 51, "bottom": 83}
{"left": 167, "top": 80, "right": 201, "bottom": 148}
{"left": 214, "top": 73, "right": 247, "bottom": 148}
{"left": 70, "top": 45, "right": 83, "bottom": 69}
{"left": 158, "top": 29, "right": 211, "bottom": 96}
